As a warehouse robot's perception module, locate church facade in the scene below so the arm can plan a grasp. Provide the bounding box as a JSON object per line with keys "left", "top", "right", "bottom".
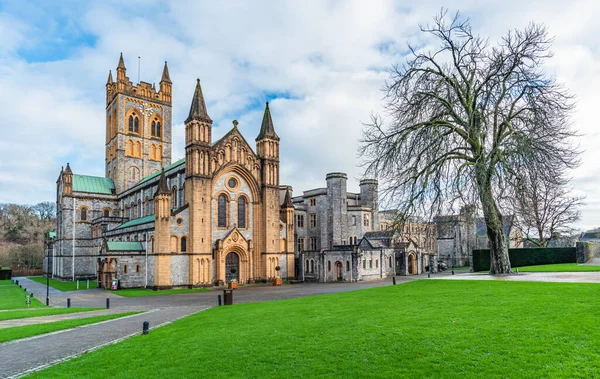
{"left": 52, "top": 54, "right": 295, "bottom": 288}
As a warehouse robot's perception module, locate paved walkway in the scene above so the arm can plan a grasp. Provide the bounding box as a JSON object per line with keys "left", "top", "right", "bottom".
{"left": 0, "top": 308, "right": 140, "bottom": 329}
{"left": 432, "top": 271, "right": 600, "bottom": 283}
{"left": 1, "top": 276, "right": 418, "bottom": 378}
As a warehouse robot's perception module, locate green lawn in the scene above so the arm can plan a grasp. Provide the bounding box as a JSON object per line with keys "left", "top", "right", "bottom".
{"left": 0, "top": 308, "right": 100, "bottom": 321}
{"left": 0, "top": 279, "right": 13, "bottom": 285}
{"left": 0, "top": 283, "right": 44, "bottom": 310}
{"left": 28, "top": 276, "right": 99, "bottom": 291}
{"left": 517, "top": 263, "right": 600, "bottom": 272}
{"left": 0, "top": 312, "right": 139, "bottom": 344}
{"left": 112, "top": 287, "right": 211, "bottom": 297}
{"left": 31, "top": 280, "right": 600, "bottom": 378}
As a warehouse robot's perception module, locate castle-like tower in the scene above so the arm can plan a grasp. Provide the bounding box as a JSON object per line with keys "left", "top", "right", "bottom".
{"left": 105, "top": 53, "right": 173, "bottom": 193}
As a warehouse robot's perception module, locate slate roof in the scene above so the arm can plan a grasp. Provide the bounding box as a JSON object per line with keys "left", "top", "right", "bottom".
{"left": 106, "top": 241, "right": 144, "bottom": 251}
{"left": 185, "top": 79, "right": 211, "bottom": 123}
{"left": 72, "top": 174, "right": 115, "bottom": 195}
{"left": 114, "top": 215, "right": 154, "bottom": 230}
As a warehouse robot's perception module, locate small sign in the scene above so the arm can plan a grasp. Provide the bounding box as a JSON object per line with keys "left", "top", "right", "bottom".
{"left": 111, "top": 279, "right": 118, "bottom": 290}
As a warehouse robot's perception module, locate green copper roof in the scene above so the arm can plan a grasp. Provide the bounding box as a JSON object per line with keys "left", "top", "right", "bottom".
{"left": 138, "top": 158, "right": 185, "bottom": 185}
{"left": 72, "top": 174, "right": 115, "bottom": 195}
{"left": 106, "top": 241, "right": 144, "bottom": 251}
{"left": 115, "top": 215, "right": 154, "bottom": 230}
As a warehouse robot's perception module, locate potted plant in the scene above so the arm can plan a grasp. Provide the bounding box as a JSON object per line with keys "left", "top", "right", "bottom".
{"left": 228, "top": 268, "right": 238, "bottom": 289}
{"left": 272, "top": 266, "right": 282, "bottom": 286}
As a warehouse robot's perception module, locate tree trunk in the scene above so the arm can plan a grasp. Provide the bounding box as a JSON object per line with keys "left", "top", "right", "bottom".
{"left": 475, "top": 162, "right": 512, "bottom": 275}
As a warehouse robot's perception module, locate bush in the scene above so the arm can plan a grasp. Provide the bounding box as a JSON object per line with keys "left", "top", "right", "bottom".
{"left": 473, "top": 247, "right": 576, "bottom": 272}
{"left": 0, "top": 267, "right": 11, "bottom": 279}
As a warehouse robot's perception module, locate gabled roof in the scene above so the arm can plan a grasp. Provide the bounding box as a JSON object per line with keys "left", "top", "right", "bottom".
{"left": 138, "top": 158, "right": 185, "bottom": 185}
{"left": 114, "top": 215, "right": 154, "bottom": 230}
{"left": 212, "top": 123, "right": 257, "bottom": 156}
{"left": 106, "top": 241, "right": 144, "bottom": 251}
{"left": 72, "top": 174, "right": 115, "bottom": 195}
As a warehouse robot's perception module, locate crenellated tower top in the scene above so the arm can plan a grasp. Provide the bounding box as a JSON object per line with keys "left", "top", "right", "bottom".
{"left": 105, "top": 53, "right": 172, "bottom": 106}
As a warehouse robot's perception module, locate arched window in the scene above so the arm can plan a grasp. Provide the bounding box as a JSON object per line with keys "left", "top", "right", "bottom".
{"left": 305, "top": 259, "right": 309, "bottom": 272}
{"left": 103, "top": 209, "right": 110, "bottom": 218}
{"left": 145, "top": 197, "right": 149, "bottom": 215}
{"left": 150, "top": 144, "right": 156, "bottom": 160}
{"left": 137, "top": 199, "right": 141, "bottom": 216}
{"left": 172, "top": 186, "right": 178, "bottom": 209}
{"left": 237, "top": 196, "right": 247, "bottom": 229}
{"left": 157, "top": 122, "right": 161, "bottom": 137}
{"left": 327, "top": 261, "right": 331, "bottom": 272}
{"left": 134, "top": 116, "right": 139, "bottom": 133}
{"left": 156, "top": 145, "right": 162, "bottom": 160}
{"left": 311, "top": 259, "right": 314, "bottom": 273}
{"left": 151, "top": 117, "right": 162, "bottom": 138}
{"left": 135, "top": 141, "right": 141, "bottom": 157}
{"left": 80, "top": 207, "right": 87, "bottom": 221}
{"left": 152, "top": 120, "right": 156, "bottom": 136}
{"left": 128, "top": 115, "right": 134, "bottom": 132}
{"left": 218, "top": 194, "right": 227, "bottom": 228}
{"left": 389, "top": 256, "right": 392, "bottom": 267}
{"left": 124, "top": 265, "right": 128, "bottom": 274}
{"left": 126, "top": 140, "right": 133, "bottom": 156}
{"left": 181, "top": 237, "right": 187, "bottom": 252}
{"left": 346, "top": 261, "right": 350, "bottom": 272}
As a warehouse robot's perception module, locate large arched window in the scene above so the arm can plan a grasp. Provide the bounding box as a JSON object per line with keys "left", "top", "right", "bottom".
{"left": 134, "top": 116, "right": 139, "bottom": 133}
{"left": 237, "top": 196, "right": 247, "bottom": 229}
{"left": 157, "top": 121, "right": 161, "bottom": 137}
{"left": 181, "top": 236, "right": 187, "bottom": 252}
{"left": 80, "top": 207, "right": 88, "bottom": 221}
{"left": 218, "top": 194, "right": 228, "bottom": 228}
{"left": 128, "top": 114, "right": 140, "bottom": 134}
{"left": 128, "top": 115, "right": 134, "bottom": 132}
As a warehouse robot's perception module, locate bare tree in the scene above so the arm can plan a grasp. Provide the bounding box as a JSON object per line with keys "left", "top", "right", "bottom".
{"left": 507, "top": 171, "right": 583, "bottom": 247}
{"left": 360, "top": 11, "right": 578, "bottom": 274}
{"left": 32, "top": 202, "right": 56, "bottom": 220}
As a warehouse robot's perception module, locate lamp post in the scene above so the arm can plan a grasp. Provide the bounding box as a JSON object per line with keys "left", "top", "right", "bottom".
{"left": 45, "top": 240, "right": 50, "bottom": 306}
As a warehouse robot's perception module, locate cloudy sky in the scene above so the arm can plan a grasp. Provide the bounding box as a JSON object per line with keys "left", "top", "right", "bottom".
{"left": 0, "top": 0, "right": 599, "bottom": 230}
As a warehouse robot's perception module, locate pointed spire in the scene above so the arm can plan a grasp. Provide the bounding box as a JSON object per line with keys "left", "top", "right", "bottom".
{"left": 256, "top": 102, "right": 280, "bottom": 141}
{"left": 157, "top": 169, "right": 170, "bottom": 195}
{"left": 64, "top": 163, "right": 72, "bottom": 174}
{"left": 161, "top": 61, "right": 171, "bottom": 84}
{"left": 106, "top": 70, "right": 113, "bottom": 85}
{"left": 117, "top": 52, "right": 126, "bottom": 70}
{"left": 185, "top": 79, "right": 212, "bottom": 124}
{"left": 283, "top": 189, "right": 293, "bottom": 208}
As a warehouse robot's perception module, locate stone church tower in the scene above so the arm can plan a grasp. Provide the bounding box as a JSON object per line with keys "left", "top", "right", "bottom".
{"left": 105, "top": 53, "right": 173, "bottom": 193}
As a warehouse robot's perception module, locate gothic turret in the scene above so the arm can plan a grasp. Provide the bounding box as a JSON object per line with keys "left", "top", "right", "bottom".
{"left": 159, "top": 61, "right": 172, "bottom": 103}
{"left": 116, "top": 53, "right": 126, "bottom": 87}
{"left": 106, "top": 70, "right": 113, "bottom": 85}
{"left": 62, "top": 163, "right": 73, "bottom": 196}
{"left": 154, "top": 169, "right": 172, "bottom": 288}
{"left": 185, "top": 79, "right": 211, "bottom": 124}
{"left": 256, "top": 102, "right": 279, "bottom": 141}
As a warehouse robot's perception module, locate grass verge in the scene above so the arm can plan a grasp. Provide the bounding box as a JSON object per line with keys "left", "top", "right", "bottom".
{"left": 0, "top": 308, "right": 100, "bottom": 321}
{"left": 28, "top": 277, "right": 99, "bottom": 291}
{"left": 31, "top": 280, "right": 600, "bottom": 378}
{"left": 0, "top": 312, "right": 139, "bottom": 344}
{"left": 0, "top": 283, "right": 44, "bottom": 310}
{"left": 113, "top": 287, "right": 211, "bottom": 297}
{"left": 517, "top": 263, "right": 600, "bottom": 272}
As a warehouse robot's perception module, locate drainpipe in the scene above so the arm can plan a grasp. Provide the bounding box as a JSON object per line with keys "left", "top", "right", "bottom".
{"left": 380, "top": 249, "right": 383, "bottom": 278}
{"left": 72, "top": 197, "right": 76, "bottom": 281}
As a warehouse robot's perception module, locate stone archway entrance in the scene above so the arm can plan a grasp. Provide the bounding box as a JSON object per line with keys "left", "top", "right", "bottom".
{"left": 334, "top": 261, "right": 343, "bottom": 281}
{"left": 408, "top": 253, "right": 417, "bottom": 275}
{"left": 225, "top": 252, "right": 239, "bottom": 283}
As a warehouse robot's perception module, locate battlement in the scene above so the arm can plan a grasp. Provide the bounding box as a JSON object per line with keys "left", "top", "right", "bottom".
{"left": 106, "top": 54, "right": 172, "bottom": 106}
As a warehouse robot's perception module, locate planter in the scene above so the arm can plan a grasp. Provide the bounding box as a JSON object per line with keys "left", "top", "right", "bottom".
{"left": 228, "top": 282, "right": 238, "bottom": 289}
{"left": 272, "top": 278, "right": 282, "bottom": 286}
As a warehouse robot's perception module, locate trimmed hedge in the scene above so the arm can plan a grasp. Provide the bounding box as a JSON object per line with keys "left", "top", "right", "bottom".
{"left": 0, "top": 268, "right": 11, "bottom": 280}
{"left": 473, "top": 247, "right": 576, "bottom": 272}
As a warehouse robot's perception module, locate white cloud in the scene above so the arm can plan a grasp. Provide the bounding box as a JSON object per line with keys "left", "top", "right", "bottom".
{"left": 1, "top": 0, "right": 599, "bottom": 232}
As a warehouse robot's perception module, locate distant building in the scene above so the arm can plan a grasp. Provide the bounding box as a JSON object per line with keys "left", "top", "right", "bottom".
{"left": 435, "top": 206, "right": 521, "bottom": 268}
{"left": 293, "top": 173, "right": 437, "bottom": 282}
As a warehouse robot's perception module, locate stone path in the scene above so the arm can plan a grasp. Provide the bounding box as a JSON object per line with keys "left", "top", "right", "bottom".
{"left": 0, "top": 308, "right": 140, "bottom": 329}
{"left": 431, "top": 271, "right": 600, "bottom": 283}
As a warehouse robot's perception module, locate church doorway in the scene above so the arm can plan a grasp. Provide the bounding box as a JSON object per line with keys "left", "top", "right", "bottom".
{"left": 408, "top": 253, "right": 417, "bottom": 275}
{"left": 334, "top": 261, "right": 343, "bottom": 281}
{"left": 225, "top": 252, "right": 239, "bottom": 283}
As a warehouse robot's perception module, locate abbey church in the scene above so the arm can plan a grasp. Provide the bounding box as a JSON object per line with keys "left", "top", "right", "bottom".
{"left": 52, "top": 54, "right": 295, "bottom": 288}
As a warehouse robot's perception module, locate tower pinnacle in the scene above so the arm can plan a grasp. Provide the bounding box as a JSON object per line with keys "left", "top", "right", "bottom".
{"left": 185, "top": 79, "right": 211, "bottom": 124}
{"left": 256, "top": 102, "right": 279, "bottom": 141}
{"left": 161, "top": 61, "right": 171, "bottom": 84}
